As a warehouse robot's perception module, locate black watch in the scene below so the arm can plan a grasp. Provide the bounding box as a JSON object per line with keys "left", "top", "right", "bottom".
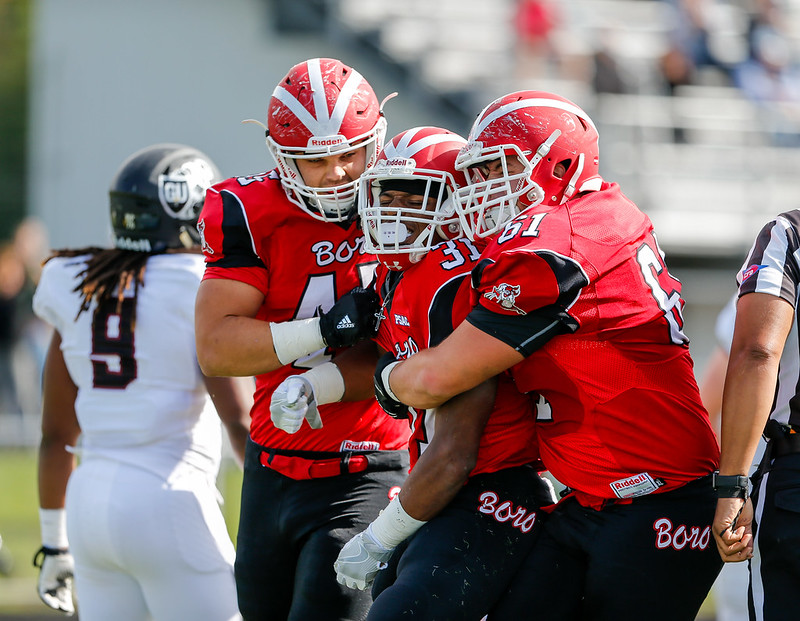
{"left": 712, "top": 472, "right": 749, "bottom": 500}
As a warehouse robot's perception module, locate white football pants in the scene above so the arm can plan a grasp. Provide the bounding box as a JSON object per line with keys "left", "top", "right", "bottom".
{"left": 66, "top": 456, "right": 240, "bottom": 621}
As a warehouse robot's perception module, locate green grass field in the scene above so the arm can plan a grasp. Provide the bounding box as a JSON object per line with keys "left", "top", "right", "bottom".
{"left": 0, "top": 448, "right": 718, "bottom": 620}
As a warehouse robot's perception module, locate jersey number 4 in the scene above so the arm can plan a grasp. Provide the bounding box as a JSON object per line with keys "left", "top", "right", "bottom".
{"left": 292, "top": 262, "right": 378, "bottom": 370}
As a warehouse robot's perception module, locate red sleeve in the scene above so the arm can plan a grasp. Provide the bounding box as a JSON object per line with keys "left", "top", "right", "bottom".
{"left": 474, "top": 250, "right": 564, "bottom": 316}
{"left": 202, "top": 265, "right": 269, "bottom": 296}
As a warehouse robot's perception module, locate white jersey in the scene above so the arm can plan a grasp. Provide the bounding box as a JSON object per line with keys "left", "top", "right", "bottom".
{"left": 33, "top": 252, "right": 221, "bottom": 481}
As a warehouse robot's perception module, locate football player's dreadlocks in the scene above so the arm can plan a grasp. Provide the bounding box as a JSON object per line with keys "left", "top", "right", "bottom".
{"left": 42, "top": 247, "right": 171, "bottom": 323}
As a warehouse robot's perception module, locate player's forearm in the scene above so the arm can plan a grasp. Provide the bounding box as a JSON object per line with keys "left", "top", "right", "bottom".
{"left": 389, "top": 321, "right": 521, "bottom": 409}
{"left": 196, "top": 315, "right": 285, "bottom": 376}
{"left": 398, "top": 433, "right": 477, "bottom": 521}
{"left": 389, "top": 350, "right": 459, "bottom": 409}
{"left": 396, "top": 379, "right": 493, "bottom": 520}
{"left": 223, "top": 420, "right": 249, "bottom": 467}
{"left": 334, "top": 340, "right": 380, "bottom": 402}
{"left": 38, "top": 435, "right": 77, "bottom": 510}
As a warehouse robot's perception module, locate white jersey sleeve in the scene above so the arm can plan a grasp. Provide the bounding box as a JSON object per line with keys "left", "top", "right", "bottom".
{"left": 33, "top": 252, "right": 222, "bottom": 480}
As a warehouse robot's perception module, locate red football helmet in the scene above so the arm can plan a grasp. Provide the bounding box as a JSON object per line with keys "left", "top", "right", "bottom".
{"left": 359, "top": 126, "right": 468, "bottom": 271}
{"left": 266, "top": 57, "right": 388, "bottom": 221}
{"left": 455, "top": 90, "right": 602, "bottom": 239}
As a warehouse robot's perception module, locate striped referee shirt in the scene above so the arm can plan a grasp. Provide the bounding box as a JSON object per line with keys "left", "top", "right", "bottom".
{"left": 738, "top": 210, "right": 800, "bottom": 429}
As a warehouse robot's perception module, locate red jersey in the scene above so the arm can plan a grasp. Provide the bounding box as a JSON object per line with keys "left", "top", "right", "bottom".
{"left": 468, "top": 182, "right": 719, "bottom": 509}
{"left": 374, "top": 238, "right": 540, "bottom": 475}
{"left": 198, "top": 169, "right": 409, "bottom": 452}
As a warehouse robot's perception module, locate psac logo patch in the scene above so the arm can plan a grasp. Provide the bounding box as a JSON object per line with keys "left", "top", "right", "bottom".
{"left": 394, "top": 314, "right": 410, "bottom": 327}
{"left": 740, "top": 263, "right": 767, "bottom": 283}
{"left": 484, "top": 283, "right": 526, "bottom": 315}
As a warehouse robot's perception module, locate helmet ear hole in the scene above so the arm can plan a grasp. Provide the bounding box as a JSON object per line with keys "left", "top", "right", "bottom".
{"left": 555, "top": 160, "right": 571, "bottom": 179}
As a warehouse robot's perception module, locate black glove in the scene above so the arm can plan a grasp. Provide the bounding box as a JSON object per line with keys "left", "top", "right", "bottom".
{"left": 319, "top": 287, "right": 380, "bottom": 348}
{"left": 373, "top": 353, "right": 409, "bottom": 419}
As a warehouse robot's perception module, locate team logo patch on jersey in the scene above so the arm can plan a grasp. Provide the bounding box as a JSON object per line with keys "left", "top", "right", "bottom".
{"left": 394, "top": 314, "right": 410, "bottom": 326}
{"left": 197, "top": 219, "right": 213, "bottom": 255}
{"left": 609, "top": 472, "right": 664, "bottom": 499}
{"left": 484, "top": 283, "right": 526, "bottom": 315}
{"left": 740, "top": 263, "right": 766, "bottom": 283}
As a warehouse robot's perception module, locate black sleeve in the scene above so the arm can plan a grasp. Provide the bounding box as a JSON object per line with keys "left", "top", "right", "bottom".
{"left": 428, "top": 274, "right": 470, "bottom": 347}
{"left": 212, "top": 190, "right": 265, "bottom": 269}
{"left": 465, "top": 303, "right": 579, "bottom": 357}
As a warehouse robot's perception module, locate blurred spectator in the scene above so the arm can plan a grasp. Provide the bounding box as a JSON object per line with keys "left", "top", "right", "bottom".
{"left": 659, "top": 0, "right": 736, "bottom": 95}
{"left": 668, "top": 0, "right": 718, "bottom": 68}
{"left": 732, "top": 24, "right": 800, "bottom": 145}
{"left": 0, "top": 218, "right": 51, "bottom": 418}
{"left": 659, "top": 43, "right": 696, "bottom": 96}
{"left": 0, "top": 242, "right": 26, "bottom": 415}
{"left": 13, "top": 217, "right": 51, "bottom": 391}
{"left": 593, "top": 46, "right": 630, "bottom": 94}
{"left": 514, "top": 0, "right": 560, "bottom": 80}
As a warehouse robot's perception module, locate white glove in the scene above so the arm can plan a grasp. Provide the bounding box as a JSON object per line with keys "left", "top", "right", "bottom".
{"left": 34, "top": 547, "right": 75, "bottom": 615}
{"left": 334, "top": 524, "right": 394, "bottom": 590}
{"left": 270, "top": 375, "right": 323, "bottom": 434}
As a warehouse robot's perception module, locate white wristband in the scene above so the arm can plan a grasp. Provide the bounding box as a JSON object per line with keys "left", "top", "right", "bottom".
{"left": 380, "top": 361, "right": 402, "bottom": 402}
{"left": 39, "top": 508, "right": 69, "bottom": 549}
{"left": 302, "top": 362, "right": 345, "bottom": 405}
{"left": 270, "top": 318, "right": 325, "bottom": 366}
{"left": 369, "top": 496, "right": 426, "bottom": 549}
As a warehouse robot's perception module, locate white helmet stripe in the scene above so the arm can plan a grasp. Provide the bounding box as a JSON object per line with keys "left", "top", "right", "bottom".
{"left": 270, "top": 58, "right": 367, "bottom": 137}
{"left": 327, "top": 67, "right": 365, "bottom": 135}
{"left": 272, "top": 84, "right": 322, "bottom": 135}
{"left": 383, "top": 128, "right": 466, "bottom": 159}
{"left": 474, "top": 97, "right": 596, "bottom": 137}
{"left": 308, "top": 58, "right": 331, "bottom": 129}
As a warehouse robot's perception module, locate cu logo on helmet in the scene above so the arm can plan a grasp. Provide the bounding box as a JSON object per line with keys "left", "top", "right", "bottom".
{"left": 158, "top": 159, "right": 215, "bottom": 220}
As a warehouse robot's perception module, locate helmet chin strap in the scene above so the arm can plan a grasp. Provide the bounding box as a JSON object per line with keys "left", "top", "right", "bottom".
{"left": 529, "top": 129, "right": 561, "bottom": 169}
{"left": 178, "top": 226, "right": 196, "bottom": 249}
{"left": 560, "top": 153, "right": 585, "bottom": 204}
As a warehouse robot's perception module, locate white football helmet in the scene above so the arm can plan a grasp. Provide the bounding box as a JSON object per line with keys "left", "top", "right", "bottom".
{"left": 359, "top": 126, "right": 468, "bottom": 271}
{"left": 266, "top": 58, "right": 388, "bottom": 222}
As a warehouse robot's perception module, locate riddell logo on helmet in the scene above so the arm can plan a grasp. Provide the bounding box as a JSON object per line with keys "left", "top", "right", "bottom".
{"left": 381, "top": 158, "right": 415, "bottom": 170}
{"left": 308, "top": 135, "right": 346, "bottom": 148}
{"left": 114, "top": 236, "right": 152, "bottom": 252}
